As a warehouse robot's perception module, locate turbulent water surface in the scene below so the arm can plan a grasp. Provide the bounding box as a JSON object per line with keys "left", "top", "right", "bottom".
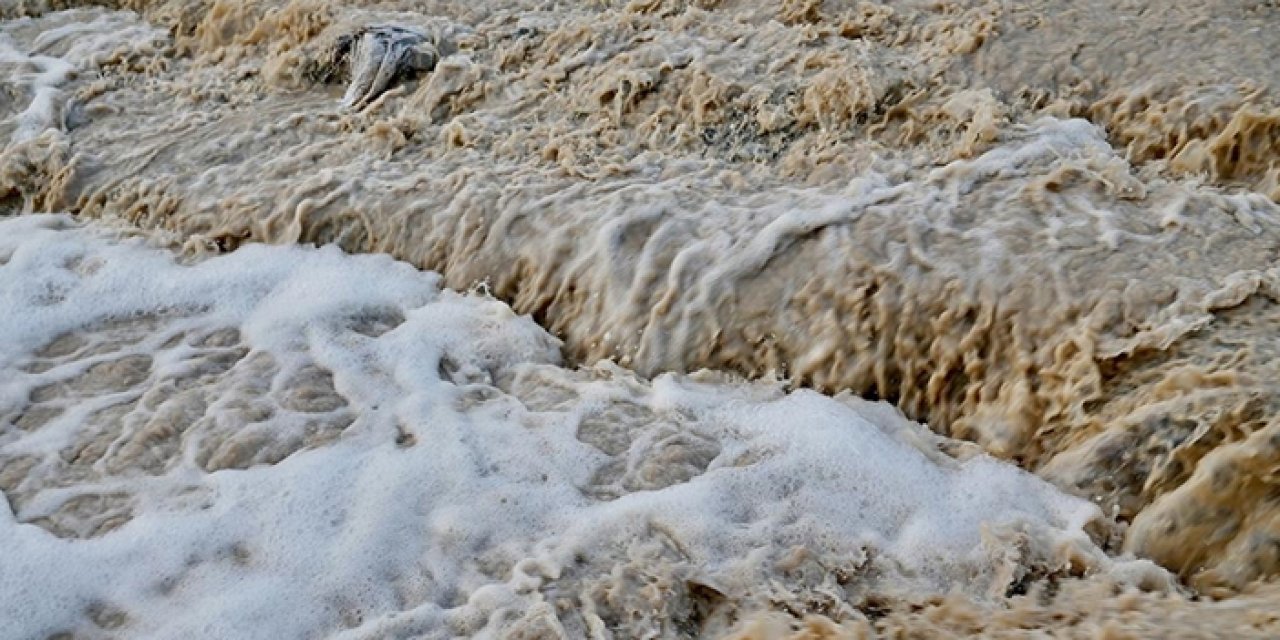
{"left": 2, "top": 1, "right": 1280, "bottom": 638}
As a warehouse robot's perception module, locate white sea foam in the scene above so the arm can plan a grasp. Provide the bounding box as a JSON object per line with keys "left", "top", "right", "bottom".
{"left": 0, "top": 215, "right": 1127, "bottom": 638}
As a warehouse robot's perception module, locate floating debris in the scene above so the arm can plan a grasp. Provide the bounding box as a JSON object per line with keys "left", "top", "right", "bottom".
{"left": 335, "top": 25, "right": 440, "bottom": 109}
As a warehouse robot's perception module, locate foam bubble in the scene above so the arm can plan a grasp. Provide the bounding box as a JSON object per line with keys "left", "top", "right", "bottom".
{"left": 0, "top": 215, "right": 1117, "bottom": 637}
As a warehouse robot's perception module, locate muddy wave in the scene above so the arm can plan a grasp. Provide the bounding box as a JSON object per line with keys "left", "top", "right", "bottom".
{"left": 3, "top": 0, "right": 1280, "bottom": 635}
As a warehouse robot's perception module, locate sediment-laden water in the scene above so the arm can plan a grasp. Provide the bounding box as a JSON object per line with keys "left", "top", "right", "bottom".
{"left": 2, "top": 1, "right": 1280, "bottom": 637}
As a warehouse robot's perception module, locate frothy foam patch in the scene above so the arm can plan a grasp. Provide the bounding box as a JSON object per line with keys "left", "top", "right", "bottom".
{"left": 0, "top": 215, "right": 1122, "bottom": 638}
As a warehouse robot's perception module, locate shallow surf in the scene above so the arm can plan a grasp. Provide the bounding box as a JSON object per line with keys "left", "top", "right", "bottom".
{"left": 3, "top": 1, "right": 1280, "bottom": 637}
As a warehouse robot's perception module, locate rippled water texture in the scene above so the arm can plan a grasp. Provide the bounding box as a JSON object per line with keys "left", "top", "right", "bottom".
{"left": 3, "top": 0, "right": 1280, "bottom": 637}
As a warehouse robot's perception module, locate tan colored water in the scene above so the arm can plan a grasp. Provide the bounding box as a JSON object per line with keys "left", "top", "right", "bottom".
{"left": 3, "top": 0, "right": 1280, "bottom": 636}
